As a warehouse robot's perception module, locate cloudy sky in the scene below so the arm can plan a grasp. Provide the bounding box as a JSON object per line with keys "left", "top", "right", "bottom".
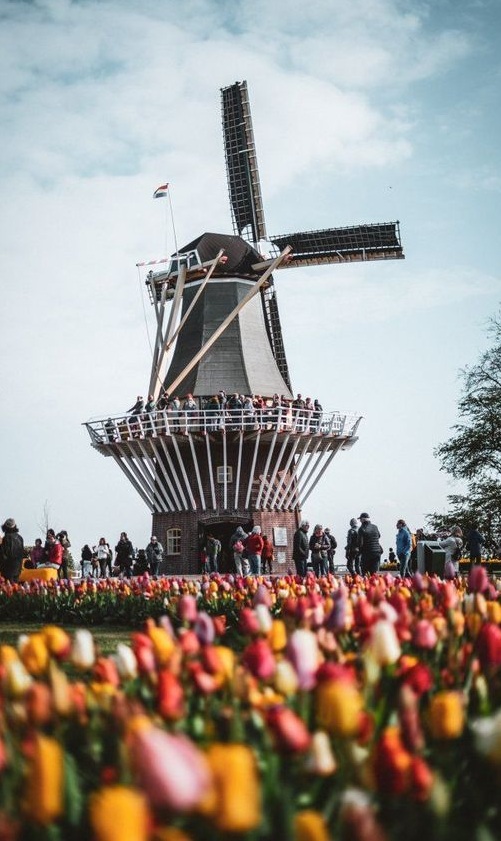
{"left": 0, "top": 0, "right": 499, "bottom": 560}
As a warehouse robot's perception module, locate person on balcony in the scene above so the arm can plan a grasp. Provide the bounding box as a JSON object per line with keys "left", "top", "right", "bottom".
{"left": 143, "top": 395, "right": 156, "bottom": 435}
{"left": 205, "top": 395, "right": 221, "bottom": 431}
{"left": 312, "top": 399, "right": 323, "bottom": 432}
{"left": 227, "top": 393, "right": 243, "bottom": 430}
{"left": 128, "top": 396, "right": 144, "bottom": 438}
{"left": 182, "top": 394, "right": 197, "bottom": 432}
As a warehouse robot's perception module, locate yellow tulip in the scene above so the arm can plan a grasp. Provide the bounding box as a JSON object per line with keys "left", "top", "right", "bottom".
{"left": 19, "top": 634, "right": 49, "bottom": 676}
{"left": 42, "top": 625, "right": 71, "bottom": 658}
{"left": 316, "top": 680, "right": 362, "bottom": 737}
{"left": 486, "top": 601, "right": 501, "bottom": 624}
{"left": 269, "top": 619, "right": 288, "bottom": 652}
{"left": 295, "top": 809, "right": 331, "bottom": 841}
{"left": 89, "top": 785, "right": 149, "bottom": 841}
{"left": 148, "top": 626, "right": 175, "bottom": 666}
{"left": 0, "top": 645, "right": 18, "bottom": 666}
{"left": 24, "top": 734, "right": 64, "bottom": 825}
{"left": 213, "top": 646, "right": 235, "bottom": 684}
{"left": 429, "top": 691, "right": 465, "bottom": 740}
{"left": 204, "top": 744, "right": 261, "bottom": 833}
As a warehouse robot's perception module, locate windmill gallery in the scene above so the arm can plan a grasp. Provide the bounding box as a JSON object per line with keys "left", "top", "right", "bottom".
{"left": 84, "top": 81, "right": 404, "bottom": 574}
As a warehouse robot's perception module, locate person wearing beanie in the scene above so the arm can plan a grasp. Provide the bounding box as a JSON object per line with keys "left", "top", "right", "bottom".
{"left": 0, "top": 518, "right": 24, "bottom": 582}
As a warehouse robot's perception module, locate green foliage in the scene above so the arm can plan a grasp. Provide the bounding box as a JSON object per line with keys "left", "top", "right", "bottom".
{"left": 433, "top": 313, "right": 501, "bottom": 543}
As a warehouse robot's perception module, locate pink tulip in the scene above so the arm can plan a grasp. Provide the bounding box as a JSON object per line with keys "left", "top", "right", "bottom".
{"left": 253, "top": 584, "right": 272, "bottom": 607}
{"left": 286, "top": 629, "right": 320, "bottom": 690}
{"left": 194, "top": 612, "right": 215, "bottom": 645}
{"left": 365, "top": 620, "right": 401, "bottom": 666}
{"left": 178, "top": 595, "right": 198, "bottom": 624}
{"left": 129, "top": 725, "right": 211, "bottom": 811}
{"left": 469, "top": 565, "right": 488, "bottom": 594}
{"left": 412, "top": 620, "right": 438, "bottom": 650}
{"left": 238, "top": 607, "right": 261, "bottom": 636}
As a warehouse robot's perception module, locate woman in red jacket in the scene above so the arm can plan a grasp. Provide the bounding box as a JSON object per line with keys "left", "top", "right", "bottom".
{"left": 245, "top": 526, "right": 264, "bottom": 576}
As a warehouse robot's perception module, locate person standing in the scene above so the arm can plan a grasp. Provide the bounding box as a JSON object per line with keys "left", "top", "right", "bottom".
{"left": 95, "top": 537, "right": 112, "bottom": 578}
{"left": 245, "top": 526, "right": 264, "bottom": 576}
{"left": 81, "top": 544, "right": 93, "bottom": 577}
{"left": 438, "top": 526, "right": 463, "bottom": 576}
{"left": 345, "top": 518, "right": 361, "bottom": 575}
{"left": 230, "top": 526, "right": 249, "bottom": 576}
{"left": 115, "top": 532, "right": 134, "bottom": 578}
{"left": 357, "top": 513, "right": 382, "bottom": 575}
{"left": 395, "top": 519, "right": 412, "bottom": 578}
{"left": 309, "top": 524, "right": 330, "bottom": 577}
{"left": 146, "top": 535, "right": 164, "bottom": 575}
{"left": 292, "top": 520, "right": 310, "bottom": 577}
{"left": 0, "top": 518, "right": 24, "bottom": 582}
{"left": 57, "top": 530, "right": 71, "bottom": 579}
{"left": 204, "top": 534, "right": 220, "bottom": 574}
{"left": 261, "top": 534, "right": 274, "bottom": 575}
{"left": 466, "top": 524, "right": 485, "bottom": 568}
{"left": 324, "top": 527, "right": 338, "bottom": 574}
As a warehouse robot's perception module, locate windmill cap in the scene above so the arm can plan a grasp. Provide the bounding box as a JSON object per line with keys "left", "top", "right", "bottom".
{"left": 359, "top": 513, "right": 370, "bottom": 520}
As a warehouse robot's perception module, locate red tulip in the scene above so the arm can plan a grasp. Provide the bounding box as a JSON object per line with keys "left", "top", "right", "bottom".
{"left": 266, "top": 706, "right": 312, "bottom": 752}
{"left": 157, "top": 670, "right": 184, "bottom": 719}
{"left": 242, "top": 639, "right": 276, "bottom": 680}
{"left": 476, "top": 622, "right": 501, "bottom": 669}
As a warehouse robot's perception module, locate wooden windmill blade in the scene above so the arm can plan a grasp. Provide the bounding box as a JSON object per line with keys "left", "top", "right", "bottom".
{"left": 269, "top": 222, "right": 405, "bottom": 268}
{"left": 221, "top": 80, "right": 267, "bottom": 245}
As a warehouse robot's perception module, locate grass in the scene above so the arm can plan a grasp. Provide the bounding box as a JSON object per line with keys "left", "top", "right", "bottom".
{"left": 0, "top": 623, "right": 136, "bottom": 656}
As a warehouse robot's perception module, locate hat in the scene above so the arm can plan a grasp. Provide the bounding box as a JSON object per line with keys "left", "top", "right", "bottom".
{"left": 2, "top": 518, "right": 16, "bottom": 531}
{"left": 358, "top": 513, "right": 370, "bottom": 520}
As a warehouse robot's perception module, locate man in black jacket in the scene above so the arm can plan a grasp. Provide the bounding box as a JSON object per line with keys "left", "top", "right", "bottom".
{"left": 0, "top": 518, "right": 24, "bottom": 582}
{"left": 292, "top": 520, "right": 310, "bottom": 577}
{"left": 357, "top": 513, "right": 382, "bottom": 575}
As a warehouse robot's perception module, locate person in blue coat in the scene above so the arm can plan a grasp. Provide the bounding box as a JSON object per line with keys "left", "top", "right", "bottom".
{"left": 395, "top": 518, "right": 412, "bottom": 577}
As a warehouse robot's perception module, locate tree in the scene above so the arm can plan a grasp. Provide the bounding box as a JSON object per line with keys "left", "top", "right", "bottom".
{"left": 432, "top": 314, "right": 501, "bottom": 548}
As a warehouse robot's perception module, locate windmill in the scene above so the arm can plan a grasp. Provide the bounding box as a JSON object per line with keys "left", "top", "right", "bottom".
{"left": 84, "top": 80, "right": 404, "bottom": 574}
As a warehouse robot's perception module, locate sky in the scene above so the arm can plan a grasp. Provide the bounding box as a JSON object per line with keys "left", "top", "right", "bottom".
{"left": 0, "top": 0, "right": 500, "bottom": 561}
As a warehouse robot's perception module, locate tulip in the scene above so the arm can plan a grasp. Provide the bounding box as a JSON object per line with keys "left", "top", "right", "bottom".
{"left": 340, "top": 788, "right": 388, "bottom": 841}
{"left": 178, "top": 594, "right": 198, "bottom": 623}
{"left": 273, "top": 659, "right": 299, "bottom": 696}
{"left": 253, "top": 583, "right": 272, "bottom": 607}
{"left": 373, "top": 726, "right": 412, "bottom": 795}
{"left": 254, "top": 603, "right": 273, "bottom": 635}
{"left": 131, "top": 634, "right": 156, "bottom": 674}
{"left": 193, "top": 612, "right": 215, "bottom": 645}
{"left": 239, "top": 607, "right": 261, "bottom": 636}
{"left": 476, "top": 622, "right": 501, "bottom": 670}
{"left": 6, "top": 659, "right": 33, "bottom": 698}
{"left": 148, "top": 626, "right": 175, "bottom": 665}
{"left": 203, "top": 743, "right": 261, "bottom": 833}
{"left": 294, "top": 809, "right": 330, "bottom": 841}
{"left": 19, "top": 633, "right": 49, "bottom": 677}
{"left": 26, "top": 682, "right": 53, "bottom": 727}
{"left": 266, "top": 705, "right": 312, "bottom": 752}
{"left": 412, "top": 619, "right": 438, "bottom": 650}
{"left": 428, "top": 691, "right": 465, "bottom": 739}
{"left": 470, "top": 709, "right": 501, "bottom": 764}
{"left": 25, "top": 734, "right": 64, "bottom": 825}
{"left": 94, "top": 656, "right": 121, "bottom": 687}
{"left": 89, "top": 785, "right": 149, "bottom": 841}
{"left": 398, "top": 685, "right": 424, "bottom": 753}
{"left": 287, "top": 629, "right": 320, "bottom": 691}
{"left": 410, "top": 755, "right": 434, "bottom": 801}
{"left": 42, "top": 625, "right": 71, "bottom": 659}
{"left": 156, "top": 669, "right": 185, "bottom": 720}
{"left": 365, "top": 620, "right": 401, "bottom": 666}
{"left": 469, "top": 565, "right": 489, "bottom": 593}
{"left": 242, "top": 638, "right": 276, "bottom": 681}
{"left": 114, "top": 644, "right": 138, "bottom": 681}
{"left": 315, "top": 679, "right": 362, "bottom": 738}
{"left": 128, "top": 722, "right": 211, "bottom": 811}
{"left": 71, "top": 629, "right": 95, "bottom": 670}
{"left": 178, "top": 629, "right": 200, "bottom": 656}
{"left": 0, "top": 645, "right": 18, "bottom": 667}
{"left": 305, "top": 730, "right": 337, "bottom": 776}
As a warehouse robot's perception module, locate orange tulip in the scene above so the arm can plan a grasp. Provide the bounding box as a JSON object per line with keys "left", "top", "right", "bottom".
{"left": 89, "top": 785, "right": 149, "bottom": 841}
{"left": 428, "top": 691, "right": 465, "bottom": 740}
{"left": 203, "top": 743, "right": 261, "bottom": 833}
{"left": 24, "top": 734, "right": 64, "bottom": 825}
{"left": 295, "top": 809, "right": 331, "bottom": 841}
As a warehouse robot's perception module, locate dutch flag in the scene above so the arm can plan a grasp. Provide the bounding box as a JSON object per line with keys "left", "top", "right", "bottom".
{"left": 153, "top": 183, "right": 169, "bottom": 199}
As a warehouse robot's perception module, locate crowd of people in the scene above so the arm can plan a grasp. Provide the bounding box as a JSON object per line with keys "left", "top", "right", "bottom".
{"left": 0, "top": 514, "right": 493, "bottom": 584}
{"left": 102, "top": 391, "right": 325, "bottom": 441}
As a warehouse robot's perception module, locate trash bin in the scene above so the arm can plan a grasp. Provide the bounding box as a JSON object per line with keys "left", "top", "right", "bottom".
{"left": 424, "top": 543, "right": 446, "bottom": 577}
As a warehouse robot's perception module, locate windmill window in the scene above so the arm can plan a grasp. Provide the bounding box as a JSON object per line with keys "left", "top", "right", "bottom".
{"left": 166, "top": 528, "right": 181, "bottom": 555}
{"left": 217, "top": 466, "right": 233, "bottom": 483}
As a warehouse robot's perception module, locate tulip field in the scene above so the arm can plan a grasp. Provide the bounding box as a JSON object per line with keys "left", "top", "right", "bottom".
{"left": 1, "top": 568, "right": 501, "bottom": 840}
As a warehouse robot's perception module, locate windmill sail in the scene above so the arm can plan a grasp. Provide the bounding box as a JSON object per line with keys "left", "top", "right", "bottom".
{"left": 221, "top": 81, "right": 267, "bottom": 244}
{"left": 270, "top": 222, "right": 404, "bottom": 267}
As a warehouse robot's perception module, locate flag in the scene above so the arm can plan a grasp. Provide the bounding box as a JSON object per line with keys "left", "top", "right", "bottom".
{"left": 153, "top": 183, "right": 169, "bottom": 199}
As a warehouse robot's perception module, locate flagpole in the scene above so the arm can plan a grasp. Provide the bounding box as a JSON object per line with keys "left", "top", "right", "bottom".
{"left": 167, "top": 186, "right": 179, "bottom": 257}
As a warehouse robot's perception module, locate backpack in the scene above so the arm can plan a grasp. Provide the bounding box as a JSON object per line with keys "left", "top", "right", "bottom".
{"left": 452, "top": 539, "right": 462, "bottom": 563}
